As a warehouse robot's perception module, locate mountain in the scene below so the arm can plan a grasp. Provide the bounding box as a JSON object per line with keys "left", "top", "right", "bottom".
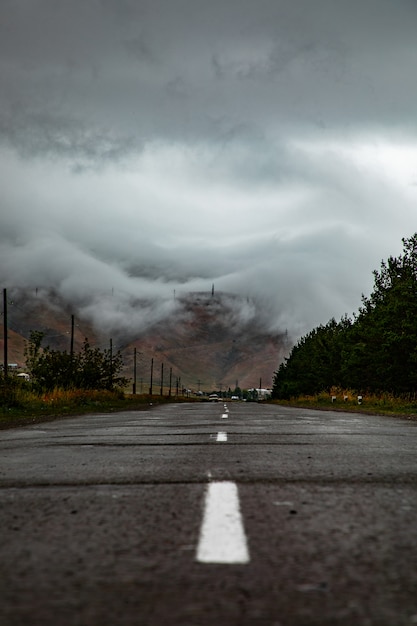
{"left": 1, "top": 288, "right": 290, "bottom": 392}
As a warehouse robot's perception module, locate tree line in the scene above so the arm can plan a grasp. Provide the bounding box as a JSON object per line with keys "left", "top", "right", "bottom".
{"left": 24, "top": 330, "right": 128, "bottom": 392}
{"left": 272, "top": 234, "right": 417, "bottom": 399}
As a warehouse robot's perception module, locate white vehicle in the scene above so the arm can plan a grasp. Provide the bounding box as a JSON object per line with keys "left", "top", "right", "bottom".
{"left": 209, "top": 394, "right": 220, "bottom": 402}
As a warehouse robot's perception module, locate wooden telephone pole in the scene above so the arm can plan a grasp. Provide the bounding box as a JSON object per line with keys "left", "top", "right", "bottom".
{"left": 3, "top": 288, "right": 8, "bottom": 380}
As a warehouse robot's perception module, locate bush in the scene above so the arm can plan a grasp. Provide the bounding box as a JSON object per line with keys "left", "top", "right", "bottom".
{"left": 0, "top": 372, "right": 33, "bottom": 408}
{"left": 24, "top": 331, "right": 129, "bottom": 393}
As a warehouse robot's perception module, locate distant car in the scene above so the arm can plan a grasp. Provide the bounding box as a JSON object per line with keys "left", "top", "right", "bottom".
{"left": 209, "top": 394, "right": 220, "bottom": 402}
{"left": 17, "top": 373, "right": 30, "bottom": 381}
{"left": 231, "top": 396, "right": 240, "bottom": 400}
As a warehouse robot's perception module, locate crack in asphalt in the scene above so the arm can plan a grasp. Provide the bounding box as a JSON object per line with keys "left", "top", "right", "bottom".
{"left": 2, "top": 476, "right": 417, "bottom": 488}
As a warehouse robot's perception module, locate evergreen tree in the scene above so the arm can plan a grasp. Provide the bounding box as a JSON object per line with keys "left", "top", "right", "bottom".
{"left": 273, "top": 234, "right": 417, "bottom": 398}
{"left": 342, "top": 235, "right": 417, "bottom": 394}
{"left": 272, "top": 317, "right": 350, "bottom": 398}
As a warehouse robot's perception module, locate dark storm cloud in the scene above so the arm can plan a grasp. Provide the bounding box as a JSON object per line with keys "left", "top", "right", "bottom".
{"left": 1, "top": 0, "right": 417, "bottom": 338}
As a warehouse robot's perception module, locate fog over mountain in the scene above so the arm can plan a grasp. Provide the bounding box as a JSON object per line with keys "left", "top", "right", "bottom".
{"left": 1, "top": 0, "right": 417, "bottom": 339}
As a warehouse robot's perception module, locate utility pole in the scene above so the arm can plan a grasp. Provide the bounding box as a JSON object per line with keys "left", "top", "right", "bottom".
{"left": 169, "top": 367, "right": 172, "bottom": 397}
{"left": 160, "top": 362, "right": 164, "bottom": 396}
{"left": 109, "top": 338, "right": 113, "bottom": 389}
{"left": 70, "top": 314, "right": 74, "bottom": 358}
{"left": 149, "top": 358, "right": 153, "bottom": 396}
{"left": 3, "top": 288, "right": 8, "bottom": 380}
{"left": 133, "top": 347, "right": 137, "bottom": 394}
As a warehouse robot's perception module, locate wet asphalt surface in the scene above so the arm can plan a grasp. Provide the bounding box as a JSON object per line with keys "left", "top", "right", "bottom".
{"left": 1, "top": 401, "right": 417, "bottom": 626}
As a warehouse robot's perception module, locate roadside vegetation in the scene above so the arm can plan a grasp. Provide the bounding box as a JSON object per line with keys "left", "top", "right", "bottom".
{"left": 0, "top": 378, "right": 197, "bottom": 429}
{"left": 0, "top": 331, "right": 183, "bottom": 429}
{"left": 272, "top": 233, "right": 417, "bottom": 417}
{"left": 24, "top": 331, "right": 129, "bottom": 392}
{"left": 271, "top": 388, "right": 417, "bottom": 419}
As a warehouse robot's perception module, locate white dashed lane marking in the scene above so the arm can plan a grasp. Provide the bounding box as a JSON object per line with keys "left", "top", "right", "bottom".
{"left": 216, "top": 432, "right": 227, "bottom": 442}
{"left": 196, "top": 481, "right": 250, "bottom": 564}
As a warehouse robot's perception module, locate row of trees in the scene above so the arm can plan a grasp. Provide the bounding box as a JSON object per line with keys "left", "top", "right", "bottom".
{"left": 272, "top": 234, "right": 417, "bottom": 398}
{"left": 24, "top": 331, "right": 128, "bottom": 392}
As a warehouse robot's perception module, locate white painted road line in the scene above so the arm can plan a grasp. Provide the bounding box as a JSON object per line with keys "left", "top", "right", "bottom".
{"left": 196, "top": 481, "right": 250, "bottom": 564}
{"left": 216, "top": 432, "right": 227, "bottom": 442}
{"left": 221, "top": 413, "right": 228, "bottom": 419}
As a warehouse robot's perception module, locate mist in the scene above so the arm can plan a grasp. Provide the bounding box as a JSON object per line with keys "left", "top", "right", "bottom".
{"left": 1, "top": 0, "right": 417, "bottom": 340}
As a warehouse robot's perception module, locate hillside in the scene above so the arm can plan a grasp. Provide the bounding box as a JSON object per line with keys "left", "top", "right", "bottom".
{"left": 1, "top": 289, "right": 290, "bottom": 392}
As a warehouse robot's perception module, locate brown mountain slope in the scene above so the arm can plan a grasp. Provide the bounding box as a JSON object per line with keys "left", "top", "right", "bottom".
{"left": 123, "top": 293, "right": 289, "bottom": 391}
{"left": 1, "top": 289, "right": 290, "bottom": 392}
{"left": 0, "top": 329, "right": 27, "bottom": 368}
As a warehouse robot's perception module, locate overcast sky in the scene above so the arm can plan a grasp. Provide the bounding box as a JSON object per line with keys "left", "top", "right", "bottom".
{"left": 1, "top": 0, "right": 417, "bottom": 338}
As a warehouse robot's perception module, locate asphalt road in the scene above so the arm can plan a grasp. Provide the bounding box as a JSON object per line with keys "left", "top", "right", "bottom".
{"left": 1, "top": 401, "right": 417, "bottom": 626}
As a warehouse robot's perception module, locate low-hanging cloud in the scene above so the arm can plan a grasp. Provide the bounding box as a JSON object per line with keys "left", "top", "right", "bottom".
{"left": 1, "top": 0, "right": 417, "bottom": 341}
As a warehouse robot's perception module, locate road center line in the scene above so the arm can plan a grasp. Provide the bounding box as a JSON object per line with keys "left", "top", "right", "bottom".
{"left": 216, "top": 432, "right": 227, "bottom": 442}
{"left": 221, "top": 413, "right": 228, "bottom": 419}
{"left": 196, "top": 481, "right": 250, "bottom": 564}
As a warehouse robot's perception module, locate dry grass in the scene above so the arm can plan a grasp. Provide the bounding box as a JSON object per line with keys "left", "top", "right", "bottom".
{"left": 0, "top": 385, "right": 204, "bottom": 430}
{"left": 271, "top": 387, "right": 417, "bottom": 419}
